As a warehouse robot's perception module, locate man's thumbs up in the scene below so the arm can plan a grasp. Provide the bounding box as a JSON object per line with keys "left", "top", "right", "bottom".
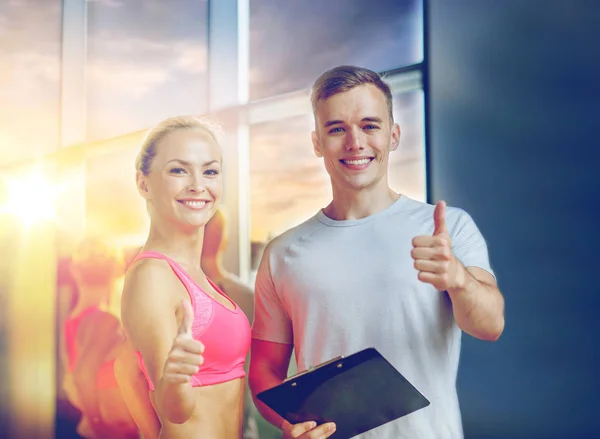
{"left": 433, "top": 200, "right": 448, "bottom": 236}
{"left": 411, "top": 200, "right": 462, "bottom": 292}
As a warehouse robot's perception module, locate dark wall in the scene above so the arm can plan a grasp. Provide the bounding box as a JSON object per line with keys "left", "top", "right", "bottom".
{"left": 427, "top": 1, "right": 600, "bottom": 438}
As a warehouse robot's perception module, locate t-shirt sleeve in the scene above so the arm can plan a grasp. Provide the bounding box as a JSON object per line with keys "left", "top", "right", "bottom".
{"left": 449, "top": 208, "right": 496, "bottom": 279}
{"left": 251, "top": 242, "right": 293, "bottom": 344}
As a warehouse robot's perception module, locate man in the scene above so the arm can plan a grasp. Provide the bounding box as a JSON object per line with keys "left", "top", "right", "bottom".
{"left": 249, "top": 65, "right": 505, "bottom": 439}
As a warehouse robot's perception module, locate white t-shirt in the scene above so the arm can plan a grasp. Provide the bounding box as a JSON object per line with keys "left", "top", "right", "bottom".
{"left": 252, "top": 196, "right": 495, "bottom": 439}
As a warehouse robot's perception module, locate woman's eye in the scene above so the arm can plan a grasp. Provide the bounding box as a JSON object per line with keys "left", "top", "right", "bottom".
{"left": 204, "top": 169, "right": 220, "bottom": 176}
{"left": 170, "top": 167, "right": 186, "bottom": 174}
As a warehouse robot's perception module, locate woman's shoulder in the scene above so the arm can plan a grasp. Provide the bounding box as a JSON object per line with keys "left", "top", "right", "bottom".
{"left": 122, "top": 257, "right": 184, "bottom": 314}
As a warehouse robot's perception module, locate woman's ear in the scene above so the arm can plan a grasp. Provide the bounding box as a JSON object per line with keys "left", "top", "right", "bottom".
{"left": 136, "top": 171, "right": 150, "bottom": 200}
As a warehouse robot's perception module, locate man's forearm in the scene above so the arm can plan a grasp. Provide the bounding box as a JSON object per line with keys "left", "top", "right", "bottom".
{"left": 249, "top": 367, "right": 287, "bottom": 430}
{"left": 447, "top": 266, "right": 505, "bottom": 341}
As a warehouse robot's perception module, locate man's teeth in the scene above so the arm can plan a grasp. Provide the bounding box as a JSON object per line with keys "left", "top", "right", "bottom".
{"left": 183, "top": 200, "right": 207, "bottom": 208}
{"left": 343, "top": 158, "right": 371, "bottom": 165}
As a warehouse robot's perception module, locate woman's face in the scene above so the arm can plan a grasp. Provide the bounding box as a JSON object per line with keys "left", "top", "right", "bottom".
{"left": 137, "top": 128, "right": 223, "bottom": 230}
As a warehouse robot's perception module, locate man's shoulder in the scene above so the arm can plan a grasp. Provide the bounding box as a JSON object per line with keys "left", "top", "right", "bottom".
{"left": 396, "top": 196, "right": 474, "bottom": 235}
{"left": 263, "top": 213, "right": 322, "bottom": 255}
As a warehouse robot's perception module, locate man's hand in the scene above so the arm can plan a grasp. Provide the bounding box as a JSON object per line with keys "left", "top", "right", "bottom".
{"left": 282, "top": 420, "right": 336, "bottom": 439}
{"left": 411, "top": 201, "right": 466, "bottom": 292}
{"left": 163, "top": 300, "right": 205, "bottom": 384}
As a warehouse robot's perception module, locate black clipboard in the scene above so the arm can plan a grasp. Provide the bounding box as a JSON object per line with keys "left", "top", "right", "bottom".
{"left": 256, "top": 347, "right": 430, "bottom": 439}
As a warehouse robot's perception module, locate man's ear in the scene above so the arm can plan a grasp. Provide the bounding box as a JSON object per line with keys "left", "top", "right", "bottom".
{"left": 312, "top": 131, "right": 323, "bottom": 158}
{"left": 136, "top": 171, "right": 151, "bottom": 200}
{"left": 390, "top": 123, "right": 401, "bottom": 152}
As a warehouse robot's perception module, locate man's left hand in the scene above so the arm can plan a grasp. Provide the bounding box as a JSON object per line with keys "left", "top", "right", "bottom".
{"left": 411, "top": 201, "right": 466, "bottom": 292}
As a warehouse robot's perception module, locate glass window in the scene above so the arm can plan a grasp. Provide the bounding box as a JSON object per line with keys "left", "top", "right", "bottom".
{"left": 86, "top": 0, "right": 209, "bottom": 141}
{"left": 84, "top": 134, "right": 149, "bottom": 246}
{"left": 0, "top": 0, "right": 61, "bottom": 166}
{"left": 249, "top": 87, "right": 426, "bottom": 247}
{"left": 249, "top": 0, "right": 423, "bottom": 100}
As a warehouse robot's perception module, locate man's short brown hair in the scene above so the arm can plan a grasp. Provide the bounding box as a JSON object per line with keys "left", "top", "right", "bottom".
{"left": 310, "top": 65, "right": 394, "bottom": 121}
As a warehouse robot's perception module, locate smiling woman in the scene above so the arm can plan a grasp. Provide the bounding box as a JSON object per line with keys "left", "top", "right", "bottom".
{"left": 115, "top": 115, "right": 253, "bottom": 439}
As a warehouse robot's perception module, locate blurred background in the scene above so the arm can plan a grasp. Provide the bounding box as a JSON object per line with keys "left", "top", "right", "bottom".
{"left": 0, "top": 0, "right": 598, "bottom": 438}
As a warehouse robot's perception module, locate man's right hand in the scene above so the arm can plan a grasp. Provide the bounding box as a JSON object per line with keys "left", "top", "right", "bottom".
{"left": 282, "top": 420, "right": 336, "bottom": 439}
{"left": 162, "top": 299, "right": 205, "bottom": 384}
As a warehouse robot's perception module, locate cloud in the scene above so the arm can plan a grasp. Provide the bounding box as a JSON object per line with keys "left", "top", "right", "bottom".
{"left": 172, "top": 41, "right": 208, "bottom": 74}
{"left": 249, "top": 0, "right": 422, "bottom": 99}
{"left": 87, "top": 59, "right": 170, "bottom": 99}
{"left": 86, "top": 33, "right": 208, "bottom": 100}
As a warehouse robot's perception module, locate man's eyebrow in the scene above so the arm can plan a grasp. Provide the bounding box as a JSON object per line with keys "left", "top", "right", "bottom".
{"left": 324, "top": 117, "right": 384, "bottom": 127}
{"left": 324, "top": 120, "right": 344, "bottom": 128}
{"left": 361, "top": 117, "right": 383, "bottom": 124}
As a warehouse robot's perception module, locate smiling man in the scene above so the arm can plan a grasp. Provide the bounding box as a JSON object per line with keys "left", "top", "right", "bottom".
{"left": 248, "top": 65, "right": 505, "bottom": 439}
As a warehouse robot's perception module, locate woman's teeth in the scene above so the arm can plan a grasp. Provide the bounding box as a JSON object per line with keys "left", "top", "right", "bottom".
{"left": 182, "top": 200, "right": 207, "bottom": 208}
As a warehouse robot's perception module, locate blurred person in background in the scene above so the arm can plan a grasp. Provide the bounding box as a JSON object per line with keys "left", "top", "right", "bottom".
{"left": 62, "top": 234, "right": 139, "bottom": 439}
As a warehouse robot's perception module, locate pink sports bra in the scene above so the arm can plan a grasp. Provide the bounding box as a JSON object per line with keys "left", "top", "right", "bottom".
{"left": 132, "top": 251, "right": 251, "bottom": 390}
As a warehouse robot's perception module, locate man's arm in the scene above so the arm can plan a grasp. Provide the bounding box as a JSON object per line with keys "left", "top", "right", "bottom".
{"left": 447, "top": 265, "right": 504, "bottom": 341}
{"left": 249, "top": 340, "right": 336, "bottom": 439}
{"left": 412, "top": 201, "right": 505, "bottom": 341}
{"left": 248, "top": 339, "right": 293, "bottom": 430}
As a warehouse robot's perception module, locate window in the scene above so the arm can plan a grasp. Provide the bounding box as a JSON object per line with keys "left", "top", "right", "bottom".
{"left": 249, "top": 0, "right": 423, "bottom": 100}
{"left": 86, "top": 0, "right": 209, "bottom": 141}
{"left": 0, "top": 0, "right": 62, "bottom": 165}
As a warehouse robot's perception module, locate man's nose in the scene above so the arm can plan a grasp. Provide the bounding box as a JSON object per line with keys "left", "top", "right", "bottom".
{"left": 344, "top": 127, "right": 364, "bottom": 151}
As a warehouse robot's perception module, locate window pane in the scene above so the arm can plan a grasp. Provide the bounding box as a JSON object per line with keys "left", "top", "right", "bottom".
{"left": 86, "top": 0, "right": 209, "bottom": 141}
{"left": 249, "top": 88, "right": 426, "bottom": 248}
{"left": 84, "top": 134, "right": 149, "bottom": 245}
{"left": 250, "top": 0, "right": 423, "bottom": 100}
{"left": 0, "top": 0, "right": 61, "bottom": 165}
{"left": 389, "top": 89, "right": 426, "bottom": 201}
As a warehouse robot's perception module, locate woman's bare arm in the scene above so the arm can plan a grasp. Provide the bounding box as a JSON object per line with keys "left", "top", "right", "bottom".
{"left": 121, "top": 259, "right": 200, "bottom": 424}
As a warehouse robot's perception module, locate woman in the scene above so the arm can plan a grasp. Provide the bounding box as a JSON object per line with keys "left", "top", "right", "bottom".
{"left": 120, "top": 115, "right": 251, "bottom": 439}
{"left": 62, "top": 235, "right": 139, "bottom": 439}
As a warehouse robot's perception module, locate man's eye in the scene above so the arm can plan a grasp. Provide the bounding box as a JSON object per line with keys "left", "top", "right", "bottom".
{"left": 328, "top": 127, "right": 344, "bottom": 134}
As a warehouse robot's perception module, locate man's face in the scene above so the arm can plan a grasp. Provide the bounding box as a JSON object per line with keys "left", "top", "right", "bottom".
{"left": 312, "top": 84, "right": 400, "bottom": 193}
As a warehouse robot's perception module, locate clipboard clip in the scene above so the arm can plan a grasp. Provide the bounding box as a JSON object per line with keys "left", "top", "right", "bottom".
{"left": 283, "top": 355, "right": 344, "bottom": 383}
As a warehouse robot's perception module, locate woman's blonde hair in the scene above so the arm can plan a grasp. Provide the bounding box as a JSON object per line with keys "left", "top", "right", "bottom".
{"left": 135, "top": 115, "right": 223, "bottom": 176}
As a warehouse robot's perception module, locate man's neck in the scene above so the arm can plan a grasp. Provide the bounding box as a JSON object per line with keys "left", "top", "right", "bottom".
{"left": 324, "top": 185, "right": 400, "bottom": 221}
